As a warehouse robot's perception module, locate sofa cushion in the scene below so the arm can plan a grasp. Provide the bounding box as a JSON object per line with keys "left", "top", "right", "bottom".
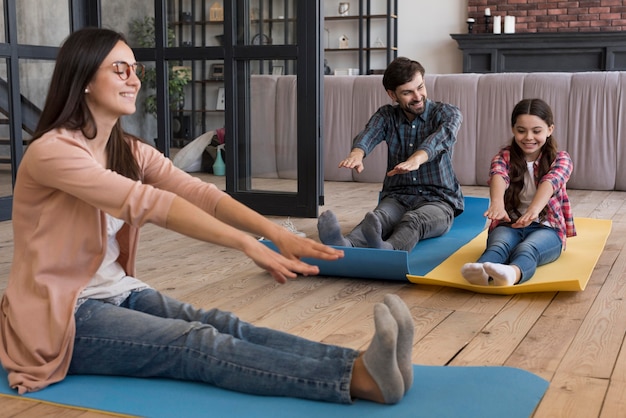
{"left": 350, "top": 75, "right": 393, "bottom": 183}
{"left": 429, "top": 73, "right": 481, "bottom": 186}
{"left": 323, "top": 76, "right": 357, "bottom": 182}
{"left": 616, "top": 72, "right": 626, "bottom": 191}
{"left": 567, "top": 72, "right": 619, "bottom": 190}
{"left": 250, "top": 75, "right": 279, "bottom": 178}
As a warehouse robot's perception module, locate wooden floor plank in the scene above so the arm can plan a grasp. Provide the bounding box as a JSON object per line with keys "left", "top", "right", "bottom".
{"left": 450, "top": 293, "right": 554, "bottom": 366}
{"left": 555, "top": 250, "right": 626, "bottom": 379}
{"left": 533, "top": 373, "right": 608, "bottom": 418}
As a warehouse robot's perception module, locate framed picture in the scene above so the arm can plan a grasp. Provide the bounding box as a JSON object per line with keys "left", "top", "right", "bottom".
{"left": 216, "top": 87, "right": 225, "bottom": 110}
{"left": 272, "top": 66, "right": 284, "bottom": 75}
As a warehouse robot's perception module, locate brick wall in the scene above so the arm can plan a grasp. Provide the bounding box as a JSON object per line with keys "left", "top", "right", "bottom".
{"left": 467, "top": 0, "right": 626, "bottom": 33}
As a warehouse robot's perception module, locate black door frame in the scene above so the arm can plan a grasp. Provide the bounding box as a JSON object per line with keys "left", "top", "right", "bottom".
{"left": 225, "top": 0, "right": 323, "bottom": 218}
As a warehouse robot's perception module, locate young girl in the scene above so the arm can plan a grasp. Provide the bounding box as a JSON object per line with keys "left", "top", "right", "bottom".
{"left": 0, "top": 28, "right": 415, "bottom": 405}
{"left": 461, "top": 98, "right": 576, "bottom": 286}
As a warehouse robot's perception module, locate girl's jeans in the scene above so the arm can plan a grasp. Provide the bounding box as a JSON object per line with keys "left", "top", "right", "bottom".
{"left": 478, "top": 223, "right": 563, "bottom": 283}
{"left": 70, "top": 289, "right": 358, "bottom": 403}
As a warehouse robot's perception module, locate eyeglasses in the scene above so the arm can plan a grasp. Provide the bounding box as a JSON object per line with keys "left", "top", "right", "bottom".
{"left": 110, "top": 61, "right": 145, "bottom": 81}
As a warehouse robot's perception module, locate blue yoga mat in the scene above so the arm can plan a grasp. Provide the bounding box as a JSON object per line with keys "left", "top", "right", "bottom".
{"left": 264, "top": 196, "right": 489, "bottom": 281}
{"left": 0, "top": 364, "right": 548, "bottom": 418}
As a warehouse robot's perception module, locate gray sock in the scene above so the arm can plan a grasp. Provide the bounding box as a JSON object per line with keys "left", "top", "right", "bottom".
{"left": 384, "top": 294, "right": 414, "bottom": 393}
{"left": 317, "top": 211, "right": 352, "bottom": 247}
{"left": 362, "top": 303, "right": 404, "bottom": 404}
{"left": 363, "top": 212, "right": 393, "bottom": 250}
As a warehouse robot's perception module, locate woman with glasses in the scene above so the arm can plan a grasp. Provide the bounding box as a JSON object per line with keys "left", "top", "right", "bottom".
{"left": 0, "top": 27, "right": 414, "bottom": 406}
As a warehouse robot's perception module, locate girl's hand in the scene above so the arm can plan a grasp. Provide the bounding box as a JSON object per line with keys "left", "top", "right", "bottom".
{"left": 484, "top": 203, "right": 510, "bottom": 222}
{"left": 511, "top": 208, "right": 540, "bottom": 228}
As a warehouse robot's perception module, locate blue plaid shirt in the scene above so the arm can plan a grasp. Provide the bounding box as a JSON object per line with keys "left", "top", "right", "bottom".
{"left": 352, "top": 99, "right": 464, "bottom": 216}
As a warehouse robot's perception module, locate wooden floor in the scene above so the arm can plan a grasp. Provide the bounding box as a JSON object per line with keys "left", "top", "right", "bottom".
{"left": 1, "top": 175, "right": 625, "bottom": 417}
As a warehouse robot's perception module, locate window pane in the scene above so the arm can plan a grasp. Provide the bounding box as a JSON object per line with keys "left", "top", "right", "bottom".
{"left": 167, "top": 1, "right": 224, "bottom": 47}
{"left": 0, "top": 0, "right": 5, "bottom": 43}
{"left": 246, "top": 0, "right": 297, "bottom": 46}
{"left": 102, "top": 1, "right": 155, "bottom": 39}
{"left": 0, "top": 58, "right": 10, "bottom": 196}
{"left": 249, "top": 58, "right": 297, "bottom": 192}
{"left": 16, "top": 0, "right": 69, "bottom": 46}
{"left": 19, "top": 59, "right": 53, "bottom": 114}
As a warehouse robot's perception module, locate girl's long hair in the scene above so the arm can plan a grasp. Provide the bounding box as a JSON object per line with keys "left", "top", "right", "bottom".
{"left": 505, "top": 98, "right": 557, "bottom": 220}
{"left": 31, "top": 27, "right": 141, "bottom": 180}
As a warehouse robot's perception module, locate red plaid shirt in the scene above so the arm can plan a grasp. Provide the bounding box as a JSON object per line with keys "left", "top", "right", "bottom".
{"left": 488, "top": 147, "right": 577, "bottom": 248}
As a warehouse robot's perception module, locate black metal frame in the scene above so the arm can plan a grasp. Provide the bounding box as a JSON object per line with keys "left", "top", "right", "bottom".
{"left": 227, "top": 0, "right": 323, "bottom": 217}
{"left": 1, "top": 0, "right": 323, "bottom": 219}
{"left": 1, "top": 0, "right": 97, "bottom": 220}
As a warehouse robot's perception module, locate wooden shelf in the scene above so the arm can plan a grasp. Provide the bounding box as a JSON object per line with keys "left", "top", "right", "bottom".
{"left": 324, "top": 14, "right": 397, "bottom": 21}
{"left": 323, "top": 0, "right": 398, "bottom": 75}
{"left": 325, "top": 47, "right": 397, "bottom": 52}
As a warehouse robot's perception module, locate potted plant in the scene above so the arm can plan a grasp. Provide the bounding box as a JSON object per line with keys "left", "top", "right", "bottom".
{"left": 129, "top": 17, "right": 191, "bottom": 117}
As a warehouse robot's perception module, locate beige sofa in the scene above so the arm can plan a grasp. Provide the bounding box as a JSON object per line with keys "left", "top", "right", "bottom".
{"left": 250, "top": 72, "right": 626, "bottom": 191}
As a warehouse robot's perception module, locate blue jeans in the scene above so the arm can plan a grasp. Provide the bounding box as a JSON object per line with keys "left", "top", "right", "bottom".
{"left": 70, "top": 289, "right": 358, "bottom": 403}
{"left": 478, "top": 223, "right": 563, "bottom": 283}
{"left": 346, "top": 197, "right": 454, "bottom": 251}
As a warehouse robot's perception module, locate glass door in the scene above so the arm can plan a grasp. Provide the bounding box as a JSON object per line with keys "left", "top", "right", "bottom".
{"left": 226, "top": 0, "right": 323, "bottom": 217}
{"left": 0, "top": 0, "right": 68, "bottom": 221}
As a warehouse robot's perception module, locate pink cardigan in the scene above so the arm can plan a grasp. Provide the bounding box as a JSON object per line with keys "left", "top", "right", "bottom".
{"left": 0, "top": 129, "right": 226, "bottom": 394}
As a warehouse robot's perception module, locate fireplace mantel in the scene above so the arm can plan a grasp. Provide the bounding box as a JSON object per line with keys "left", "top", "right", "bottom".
{"left": 451, "top": 32, "right": 626, "bottom": 73}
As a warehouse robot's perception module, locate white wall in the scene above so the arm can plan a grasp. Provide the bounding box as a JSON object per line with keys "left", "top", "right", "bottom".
{"left": 398, "top": 0, "right": 466, "bottom": 74}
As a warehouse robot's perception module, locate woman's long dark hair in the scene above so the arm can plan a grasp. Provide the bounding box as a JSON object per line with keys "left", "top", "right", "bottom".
{"left": 31, "top": 27, "right": 141, "bottom": 180}
{"left": 505, "top": 98, "right": 557, "bottom": 220}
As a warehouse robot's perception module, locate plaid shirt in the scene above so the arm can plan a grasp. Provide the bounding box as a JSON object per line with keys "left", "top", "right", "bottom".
{"left": 488, "top": 146, "right": 577, "bottom": 247}
{"left": 352, "top": 99, "right": 464, "bottom": 216}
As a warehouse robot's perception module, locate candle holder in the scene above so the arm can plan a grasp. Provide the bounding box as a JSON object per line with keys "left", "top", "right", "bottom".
{"left": 466, "top": 18, "right": 475, "bottom": 34}
{"left": 485, "top": 15, "right": 491, "bottom": 33}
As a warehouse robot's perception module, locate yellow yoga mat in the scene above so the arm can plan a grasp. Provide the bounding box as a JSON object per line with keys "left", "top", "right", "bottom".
{"left": 407, "top": 218, "right": 612, "bottom": 294}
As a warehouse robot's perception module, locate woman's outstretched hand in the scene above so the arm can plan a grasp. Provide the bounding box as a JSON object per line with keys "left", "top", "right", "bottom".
{"left": 245, "top": 233, "right": 344, "bottom": 284}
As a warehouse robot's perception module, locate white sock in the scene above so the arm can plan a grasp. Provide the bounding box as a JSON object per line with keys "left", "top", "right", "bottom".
{"left": 461, "top": 263, "right": 489, "bottom": 286}
{"left": 483, "top": 262, "right": 517, "bottom": 286}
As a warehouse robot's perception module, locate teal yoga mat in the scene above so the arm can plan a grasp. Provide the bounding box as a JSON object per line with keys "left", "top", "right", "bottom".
{"left": 264, "top": 196, "right": 489, "bottom": 281}
{"left": 0, "top": 365, "right": 548, "bottom": 418}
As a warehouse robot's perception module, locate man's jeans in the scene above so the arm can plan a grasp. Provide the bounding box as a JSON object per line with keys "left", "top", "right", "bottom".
{"left": 478, "top": 223, "right": 563, "bottom": 283}
{"left": 346, "top": 196, "right": 454, "bottom": 251}
{"left": 70, "top": 289, "right": 358, "bottom": 403}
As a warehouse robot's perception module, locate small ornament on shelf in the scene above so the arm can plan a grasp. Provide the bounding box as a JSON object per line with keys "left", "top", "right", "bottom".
{"left": 338, "top": 2, "right": 350, "bottom": 16}
{"left": 466, "top": 18, "right": 475, "bottom": 34}
{"left": 338, "top": 34, "right": 349, "bottom": 49}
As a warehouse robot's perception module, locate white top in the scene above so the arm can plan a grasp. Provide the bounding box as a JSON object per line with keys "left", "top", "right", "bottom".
{"left": 517, "top": 161, "right": 549, "bottom": 226}
{"left": 76, "top": 215, "right": 149, "bottom": 308}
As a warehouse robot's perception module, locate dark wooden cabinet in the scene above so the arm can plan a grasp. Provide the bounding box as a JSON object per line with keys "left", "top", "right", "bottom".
{"left": 452, "top": 32, "right": 626, "bottom": 73}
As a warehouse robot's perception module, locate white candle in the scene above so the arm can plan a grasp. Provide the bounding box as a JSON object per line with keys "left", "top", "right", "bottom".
{"left": 504, "top": 16, "right": 516, "bottom": 33}
{"left": 485, "top": 8, "right": 491, "bottom": 16}
{"left": 493, "top": 15, "right": 502, "bottom": 34}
